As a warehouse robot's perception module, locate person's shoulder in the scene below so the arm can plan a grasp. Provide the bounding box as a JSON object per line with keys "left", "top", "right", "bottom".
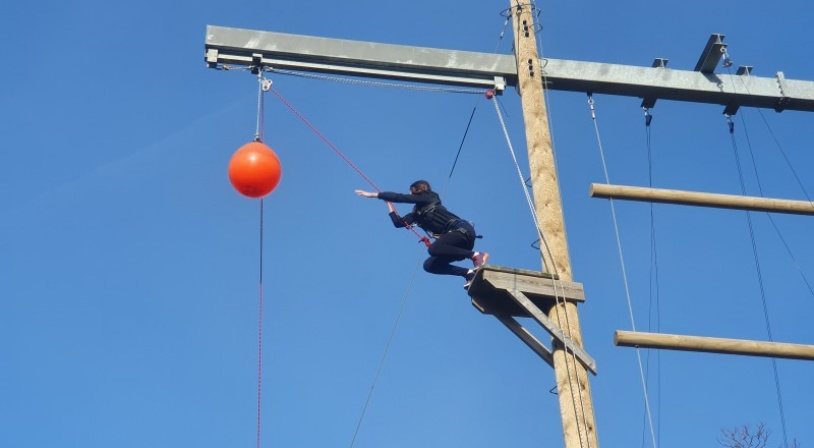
{"left": 425, "top": 191, "right": 440, "bottom": 200}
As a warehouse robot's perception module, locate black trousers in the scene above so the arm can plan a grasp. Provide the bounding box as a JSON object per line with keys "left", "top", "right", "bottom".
{"left": 423, "top": 222, "right": 476, "bottom": 278}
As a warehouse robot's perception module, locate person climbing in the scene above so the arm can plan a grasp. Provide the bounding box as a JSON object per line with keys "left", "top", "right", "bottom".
{"left": 355, "top": 180, "right": 489, "bottom": 288}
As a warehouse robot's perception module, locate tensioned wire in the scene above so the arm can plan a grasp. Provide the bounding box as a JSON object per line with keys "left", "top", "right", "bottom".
{"left": 722, "top": 71, "right": 785, "bottom": 447}
{"left": 725, "top": 113, "right": 789, "bottom": 448}
{"left": 586, "top": 94, "right": 658, "bottom": 448}
{"left": 642, "top": 107, "right": 663, "bottom": 448}
{"left": 728, "top": 70, "right": 814, "bottom": 302}
{"left": 720, "top": 52, "right": 814, "bottom": 447}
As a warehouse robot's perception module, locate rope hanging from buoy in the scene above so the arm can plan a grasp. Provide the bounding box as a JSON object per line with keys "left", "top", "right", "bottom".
{"left": 224, "top": 70, "right": 283, "bottom": 448}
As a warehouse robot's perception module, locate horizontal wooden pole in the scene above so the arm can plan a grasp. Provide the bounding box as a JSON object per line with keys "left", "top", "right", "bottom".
{"left": 615, "top": 330, "right": 814, "bottom": 361}
{"left": 590, "top": 183, "right": 814, "bottom": 216}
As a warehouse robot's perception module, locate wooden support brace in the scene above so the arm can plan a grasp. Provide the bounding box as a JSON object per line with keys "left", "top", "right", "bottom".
{"left": 590, "top": 183, "right": 814, "bottom": 216}
{"left": 493, "top": 312, "right": 555, "bottom": 369}
{"left": 465, "top": 265, "right": 596, "bottom": 375}
{"left": 615, "top": 330, "right": 814, "bottom": 361}
{"left": 506, "top": 289, "right": 597, "bottom": 375}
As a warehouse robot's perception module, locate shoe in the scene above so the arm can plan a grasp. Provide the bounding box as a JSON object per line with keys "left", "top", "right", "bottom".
{"left": 472, "top": 252, "right": 489, "bottom": 269}
{"left": 463, "top": 270, "right": 476, "bottom": 289}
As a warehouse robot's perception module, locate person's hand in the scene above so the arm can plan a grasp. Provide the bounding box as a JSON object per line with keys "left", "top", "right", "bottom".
{"left": 355, "top": 190, "right": 378, "bottom": 198}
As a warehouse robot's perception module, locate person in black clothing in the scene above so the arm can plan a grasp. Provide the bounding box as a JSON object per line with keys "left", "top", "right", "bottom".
{"left": 355, "top": 180, "right": 489, "bottom": 288}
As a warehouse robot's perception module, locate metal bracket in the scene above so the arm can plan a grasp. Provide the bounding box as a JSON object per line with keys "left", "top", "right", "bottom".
{"left": 736, "top": 65, "right": 753, "bottom": 76}
{"left": 695, "top": 34, "right": 727, "bottom": 74}
{"left": 775, "top": 71, "right": 790, "bottom": 112}
{"left": 494, "top": 76, "right": 507, "bottom": 92}
{"left": 206, "top": 48, "right": 219, "bottom": 68}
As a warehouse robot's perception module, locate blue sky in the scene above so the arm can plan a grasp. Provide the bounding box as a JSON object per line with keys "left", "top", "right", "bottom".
{"left": 2, "top": 1, "right": 814, "bottom": 447}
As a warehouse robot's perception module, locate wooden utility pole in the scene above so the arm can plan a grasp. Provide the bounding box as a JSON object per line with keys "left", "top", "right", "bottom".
{"left": 508, "top": 2, "right": 597, "bottom": 448}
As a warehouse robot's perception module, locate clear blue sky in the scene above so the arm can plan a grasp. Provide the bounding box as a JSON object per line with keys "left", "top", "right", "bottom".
{"left": 2, "top": 1, "right": 813, "bottom": 447}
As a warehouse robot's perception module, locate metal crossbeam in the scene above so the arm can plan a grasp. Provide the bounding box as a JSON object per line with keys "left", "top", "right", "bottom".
{"left": 206, "top": 25, "right": 814, "bottom": 113}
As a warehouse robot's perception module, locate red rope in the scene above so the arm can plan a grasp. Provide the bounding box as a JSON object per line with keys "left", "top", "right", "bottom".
{"left": 268, "top": 87, "right": 431, "bottom": 247}
{"left": 256, "top": 199, "right": 265, "bottom": 448}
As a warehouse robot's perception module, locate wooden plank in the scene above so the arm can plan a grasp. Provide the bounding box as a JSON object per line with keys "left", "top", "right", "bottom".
{"left": 468, "top": 265, "right": 585, "bottom": 318}
{"left": 591, "top": 183, "right": 814, "bottom": 216}
{"left": 615, "top": 330, "right": 814, "bottom": 361}
{"left": 483, "top": 267, "right": 584, "bottom": 302}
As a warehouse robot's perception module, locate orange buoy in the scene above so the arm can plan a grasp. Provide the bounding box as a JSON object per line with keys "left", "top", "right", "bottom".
{"left": 228, "top": 141, "right": 282, "bottom": 198}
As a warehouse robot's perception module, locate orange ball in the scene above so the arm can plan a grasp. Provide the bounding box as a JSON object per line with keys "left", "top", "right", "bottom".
{"left": 228, "top": 141, "right": 282, "bottom": 198}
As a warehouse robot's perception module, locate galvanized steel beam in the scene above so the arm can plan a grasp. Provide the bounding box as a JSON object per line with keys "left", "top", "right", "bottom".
{"left": 205, "top": 25, "right": 814, "bottom": 113}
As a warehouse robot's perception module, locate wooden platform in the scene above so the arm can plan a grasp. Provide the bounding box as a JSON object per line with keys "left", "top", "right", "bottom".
{"left": 466, "top": 265, "right": 596, "bottom": 374}
{"left": 467, "top": 265, "right": 585, "bottom": 318}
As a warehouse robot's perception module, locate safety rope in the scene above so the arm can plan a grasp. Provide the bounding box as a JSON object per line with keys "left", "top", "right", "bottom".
{"left": 265, "top": 83, "right": 431, "bottom": 247}
{"left": 256, "top": 199, "right": 265, "bottom": 448}
{"left": 488, "top": 84, "right": 591, "bottom": 448}
{"left": 587, "top": 94, "right": 658, "bottom": 448}
{"left": 348, "top": 247, "right": 423, "bottom": 448}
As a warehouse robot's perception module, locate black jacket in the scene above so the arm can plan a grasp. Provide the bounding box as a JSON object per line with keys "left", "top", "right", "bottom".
{"left": 378, "top": 191, "right": 463, "bottom": 236}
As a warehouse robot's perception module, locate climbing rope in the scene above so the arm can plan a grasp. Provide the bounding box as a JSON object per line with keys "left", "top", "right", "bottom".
{"left": 264, "top": 83, "right": 432, "bottom": 247}
{"left": 587, "top": 94, "right": 659, "bottom": 448}
{"left": 348, "top": 247, "right": 423, "bottom": 448}
{"left": 256, "top": 199, "right": 265, "bottom": 448}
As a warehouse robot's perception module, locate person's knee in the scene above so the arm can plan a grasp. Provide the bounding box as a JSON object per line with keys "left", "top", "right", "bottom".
{"left": 423, "top": 257, "right": 440, "bottom": 274}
